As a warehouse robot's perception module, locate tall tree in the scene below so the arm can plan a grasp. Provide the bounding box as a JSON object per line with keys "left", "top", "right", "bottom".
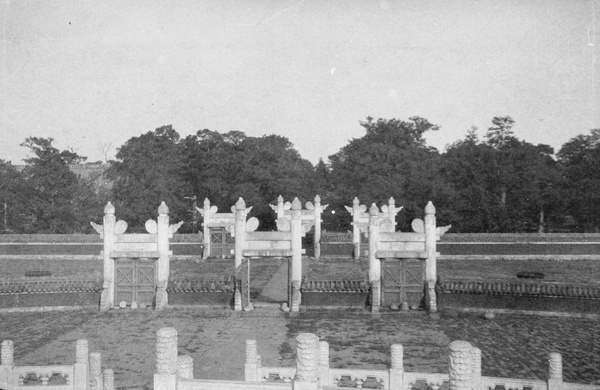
{"left": 18, "top": 137, "right": 100, "bottom": 233}
{"left": 0, "top": 161, "right": 26, "bottom": 233}
{"left": 557, "top": 129, "right": 600, "bottom": 231}
{"left": 107, "top": 126, "right": 191, "bottom": 231}
{"left": 328, "top": 117, "right": 453, "bottom": 230}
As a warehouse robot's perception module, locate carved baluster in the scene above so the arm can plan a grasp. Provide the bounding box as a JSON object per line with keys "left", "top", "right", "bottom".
{"left": 103, "top": 368, "right": 115, "bottom": 390}
{"left": 245, "top": 339, "right": 261, "bottom": 382}
{"left": 318, "top": 340, "right": 330, "bottom": 387}
{"left": 548, "top": 353, "right": 563, "bottom": 390}
{"left": 89, "top": 352, "right": 102, "bottom": 390}
{"left": 178, "top": 355, "right": 194, "bottom": 379}
{"left": 449, "top": 341, "right": 473, "bottom": 390}
{"left": 295, "top": 333, "right": 320, "bottom": 389}
{"left": 154, "top": 327, "right": 178, "bottom": 390}
{"left": 390, "top": 344, "right": 404, "bottom": 390}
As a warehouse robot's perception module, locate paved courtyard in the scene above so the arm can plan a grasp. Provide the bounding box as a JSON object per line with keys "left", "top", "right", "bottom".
{"left": 0, "top": 305, "right": 598, "bottom": 389}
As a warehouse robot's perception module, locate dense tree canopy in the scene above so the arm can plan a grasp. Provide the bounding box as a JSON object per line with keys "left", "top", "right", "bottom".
{"left": 4, "top": 118, "right": 600, "bottom": 234}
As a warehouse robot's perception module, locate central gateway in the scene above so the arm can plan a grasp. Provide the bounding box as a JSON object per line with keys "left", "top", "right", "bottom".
{"left": 115, "top": 258, "right": 156, "bottom": 306}
{"left": 381, "top": 259, "right": 424, "bottom": 308}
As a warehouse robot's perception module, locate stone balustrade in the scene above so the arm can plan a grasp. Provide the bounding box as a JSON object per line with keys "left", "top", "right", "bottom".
{"left": 0, "top": 338, "right": 113, "bottom": 390}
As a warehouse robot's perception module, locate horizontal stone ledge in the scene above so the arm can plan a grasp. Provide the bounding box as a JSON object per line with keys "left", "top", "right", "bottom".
{"left": 375, "top": 251, "right": 428, "bottom": 259}
{"left": 109, "top": 251, "right": 161, "bottom": 259}
{"left": 242, "top": 250, "right": 294, "bottom": 257}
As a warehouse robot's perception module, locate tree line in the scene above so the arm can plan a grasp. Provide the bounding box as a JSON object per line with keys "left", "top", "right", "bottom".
{"left": 1, "top": 117, "right": 599, "bottom": 234}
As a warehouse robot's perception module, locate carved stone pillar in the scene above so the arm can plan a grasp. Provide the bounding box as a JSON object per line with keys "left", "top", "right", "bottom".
{"left": 1, "top": 340, "right": 13, "bottom": 365}
{"left": 368, "top": 203, "right": 381, "bottom": 312}
{"left": 424, "top": 201, "right": 437, "bottom": 312}
{"left": 291, "top": 198, "right": 303, "bottom": 312}
{"left": 89, "top": 352, "right": 102, "bottom": 390}
{"left": 548, "top": 352, "right": 563, "bottom": 390}
{"left": 294, "top": 333, "right": 320, "bottom": 390}
{"left": 154, "top": 327, "right": 178, "bottom": 390}
{"left": 156, "top": 202, "right": 170, "bottom": 311}
{"left": 448, "top": 341, "right": 473, "bottom": 390}
{"left": 201, "top": 198, "right": 211, "bottom": 259}
{"left": 0, "top": 340, "right": 14, "bottom": 389}
{"left": 178, "top": 355, "right": 194, "bottom": 379}
{"left": 471, "top": 347, "right": 481, "bottom": 390}
{"left": 103, "top": 368, "right": 115, "bottom": 390}
{"left": 390, "top": 344, "right": 404, "bottom": 390}
{"left": 245, "top": 339, "right": 261, "bottom": 382}
{"left": 314, "top": 195, "right": 322, "bottom": 260}
{"left": 74, "top": 339, "right": 89, "bottom": 390}
{"left": 318, "top": 340, "right": 329, "bottom": 387}
{"left": 101, "top": 202, "right": 116, "bottom": 311}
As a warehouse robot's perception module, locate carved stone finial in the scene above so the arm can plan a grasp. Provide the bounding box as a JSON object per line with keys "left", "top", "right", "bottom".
{"left": 204, "top": 198, "right": 210, "bottom": 206}
{"left": 295, "top": 333, "right": 320, "bottom": 382}
{"left": 369, "top": 203, "right": 379, "bottom": 216}
{"left": 389, "top": 197, "right": 395, "bottom": 206}
{"left": 156, "top": 327, "right": 178, "bottom": 375}
{"left": 318, "top": 341, "right": 329, "bottom": 367}
{"left": 353, "top": 197, "right": 359, "bottom": 205}
{"left": 76, "top": 339, "right": 88, "bottom": 364}
{"left": 89, "top": 352, "right": 102, "bottom": 377}
{"left": 391, "top": 344, "right": 403, "bottom": 370}
{"left": 1, "top": 340, "right": 14, "bottom": 365}
{"left": 178, "top": 355, "right": 194, "bottom": 379}
{"left": 548, "top": 352, "right": 562, "bottom": 380}
{"left": 315, "top": 195, "right": 321, "bottom": 203}
{"left": 425, "top": 201, "right": 435, "bottom": 215}
{"left": 236, "top": 197, "right": 246, "bottom": 210}
{"left": 292, "top": 197, "right": 302, "bottom": 210}
{"left": 449, "top": 340, "right": 473, "bottom": 390}
{"left": 246, "top": 340, "right": 258, "bottom": 364}
{"left": 104, "top": 202, "right": 115, "bottom": 215}
{"left": 103, "top": 369, "right": 115, "bottom": 390}
{"left": 278, "top": 195, "right": 284, "bottom": 203}
{"left": 158, "top": 201, "right": 169, "bottom": 215}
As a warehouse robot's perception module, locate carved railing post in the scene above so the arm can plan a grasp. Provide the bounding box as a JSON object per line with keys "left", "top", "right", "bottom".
{"left": 449, "top": 341, "right": 473, "bottom": 390}
{"left": 101, "top": 202, "right": 116, "bottom": 311}
{"left": 291, "top": 198, "right": 303, "bottom": 312}
{"left": 154, "top": 327, "right": 178, "bottom": 390}
{"left": 178, "top": 355, "right": 194, "bottom": 379}
{"left": 89, "top": 352, "right": 102, "bottom": 390}
{"left": 472, "top": 347, "right": 481, "bottom": 390}
{"left": 548, "top": 353, "right": 563, "bottom": 390}
{"left": 294, "top": 333, "right": 320, "bottom": 390}
{"left": 368, "top": 203, "right": 381, "bottom": 312}
{"left": 245, "top": 339, "right": 261, "bottom": 382}
{"left": 0, "top": 340, "right": 14, "bottom": 389}
{"left": 73, "top": 339, "right": 89, "bottom": 390}
{"left": 318, "top": 340, "right": 330, "bottom": 387}
{"left": 424, "top": 201, "right": 437, "bottom": 312}
{"left": 390, "top": 344, "right": 404, "bottom": 390}
{"left": 103, "top": 368, "right": 115, "bottom": 390}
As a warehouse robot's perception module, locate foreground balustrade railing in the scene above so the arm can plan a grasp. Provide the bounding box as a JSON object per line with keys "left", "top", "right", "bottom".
{"left": 0, "top": 339, "right": 114, "bottom": 390}
{"left": 152, "top": 327, "right": 600, "bottom": 390}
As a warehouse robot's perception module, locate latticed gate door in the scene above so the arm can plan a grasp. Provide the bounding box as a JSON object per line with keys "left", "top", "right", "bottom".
{"left": 115, "top": 258, "right": 156, "bottom": 306}
{"left": 381, "top": 259, "right": 424, "bottom": 308}
{"left": 210, "top": 228, "right": 235, "bottom": 258}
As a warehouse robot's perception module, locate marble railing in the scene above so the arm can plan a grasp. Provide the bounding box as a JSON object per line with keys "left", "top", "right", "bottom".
{"left": 0, "top": 339, "right": 113, "bottom": 390}
{"left": 151, "top": 328, "right": 600, "bottom": 390}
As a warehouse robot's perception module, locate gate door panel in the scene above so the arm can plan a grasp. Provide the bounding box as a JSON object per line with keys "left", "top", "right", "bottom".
{"left": 210, "top": 228, "right": 235, "bottom": 258}
{"left": 382, "top": 259, "right": 424, "bottom": 308}
{"left": 115, "top": 258, "right": 156, "bottom": 306}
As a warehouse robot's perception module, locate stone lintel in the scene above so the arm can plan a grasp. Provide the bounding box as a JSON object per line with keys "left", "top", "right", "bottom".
{"left": 110, "top": 251, "right": 161, "bottom": 259}
{"left": 375, "top": 251, "right": 427, "bottom": 259}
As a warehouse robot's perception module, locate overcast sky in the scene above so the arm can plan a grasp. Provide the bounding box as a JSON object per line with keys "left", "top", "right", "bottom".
{"left": 1, "top": 0, "right": 598, "bottom": 165}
